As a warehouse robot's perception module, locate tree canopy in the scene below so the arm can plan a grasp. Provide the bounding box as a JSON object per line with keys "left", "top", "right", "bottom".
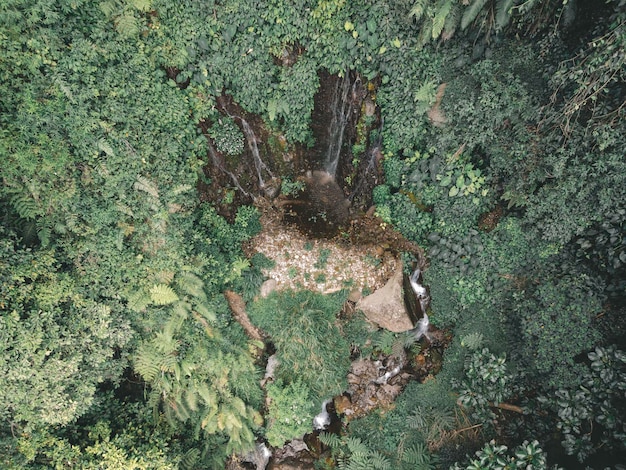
{"left": 1, "top": 0, "right": 625, "bottom": 468}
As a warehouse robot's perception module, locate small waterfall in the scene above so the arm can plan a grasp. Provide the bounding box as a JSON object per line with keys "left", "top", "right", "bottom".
{"left": 240, "top": 441, "right": 272, "bottom": 470}
{"left": 238, "top": 117, "right": 274, "bottom": 189}
{"left": 313, "top": 398, "right": 332, "bottom": 430}
{"left": 206, "top": 140, "right": 251, "bottom": 198}
{"left": 409, "top": 268, "right": 431, "bottom": 341}
{"left": 348, "top": 117, "right": 383, "bottom": 204}
{"left": 324, "top": 71, "right": 359, "bottom": 178}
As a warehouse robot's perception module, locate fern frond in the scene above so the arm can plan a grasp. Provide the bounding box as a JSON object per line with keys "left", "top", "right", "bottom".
{"left": 170, "top": 184, "right": 193, "bottom": 196}
{"left": 134, "top": 345, "right": 161, "bottom": 381}
{"left": 319, "top": 431, "right": 342, "bottom": 449}
{"left": 461, "top": 0, "right": 489, "bottom": 30}
{"left": 460, "top": 332, "right": 484, "bottom": 350}
{"left": 346, "top": 437, "right": 369, "bottom": 456}
{"left": 184, "top": 388, "right": 199, "bottom": 412}
{"left": 11, "top": 194, "right": 41, "bottom": 220}
{"left": 402, "top": 442, "right": 428, "bottom": 464}
{"left": 156, "top": 270, "right": 175, "bottom": 284}
{"left": 150, "top": 284, "right": 179, "bottom": 305}
{"left": 172, "top": 300, "right": 192, "bottom": 321}
{"left": 230, "top": 396, "right": 247, "bottom": 417}
{"left": 97, "top": 138, "right": 114, "bottom": 156}
{"left": 131, "top": 0, "right": 151, "bottom": 12}
{"left": 115, "top": 12, "right": 139, "bottom": 38}
{"left": 99, "top": 0, "right": 117, "bottom": 18}
{"left": 442, "top": 3, "right": 461, "bottom": 38}
{"left": 36, "top": 219, "right": 52, "bottom": 247}
{"left": 176, "top": 271, "right": 206, "bottom": 300}
{"left": 413, "top": 81, "right": 437, "bottom": 112}
{"left": 159, "top": 350, "right": 179, "bottom": 374}
{"left": 115, "top": 201, "right": 135, "bottom": 217}
{"left": 134, "top": 175, "right": 159, "bottom": 199}
{"left": 408, "top": 407, "right": 428, "bottom": 430}
{"left": 154, "top": 329, "right": 179, "bottom": 354}
{"left": 370, "top": 451, "right": 391, "bottom": 469}
{"left": 127, "top": 289, "right": 151, "bottom": 312}
{"left": 194, "top": 303, "right": 216, "bottom": 323}
{"left": 179, "top": 448, "right": 201, "bottom": 470}
{"left": 196, "top": 382, "right": 218, "bottom": 408}
{"left": 409, "top": 0, "right": 428, "bottom": 21}
{"left": 495, "top": 0, "right": 516, "bottom": 31}
{"left": 432, "top": 0, "right": 453, "bottom": 39}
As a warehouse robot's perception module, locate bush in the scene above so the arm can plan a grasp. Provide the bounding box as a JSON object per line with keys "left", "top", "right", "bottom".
{"left": 265, "top": 379, "right": 316, "bottom": 447}
{"left": 248, "top": 290, "right": 350, "bottom": 401}
{"left": 208, "top": 117, "right": 245, "bottom": 156}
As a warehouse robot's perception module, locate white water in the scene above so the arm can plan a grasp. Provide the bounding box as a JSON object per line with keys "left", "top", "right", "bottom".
{"left": 241, "top": 442, "right": 272, "bottom": 470}
{"left": 239, "top": 117, "right": 273, "bottom": 188}
{"left": 374, "top": 364, "right": 402, "bottom": 385}
{"left": 313, "top": 399, "right": 332, "bottom": 430}
{"left": 324, "top": 72, "right": 359, "bottom": 178}
{"left": 409, "top": 268, "right": 431, "bottom": 341}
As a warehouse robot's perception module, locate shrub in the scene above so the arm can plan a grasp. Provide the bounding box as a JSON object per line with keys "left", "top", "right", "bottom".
{"left": 248, "top": 290, "right": 350, "bottom": 401}
{"left": 265, "top": 379, "right": 316, "bottom": 447}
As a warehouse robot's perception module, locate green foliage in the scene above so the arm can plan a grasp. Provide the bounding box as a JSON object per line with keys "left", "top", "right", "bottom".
{"left": 453, "top": 348, "right": 513, "bottom": 424}
{"left": 265, "top": 379, "right": 316, "bottom": 447}
{"left": 1, "top": 0, "right": 625, "bottom": 467}
{"left": 314, "top": 248, "right": 332, "bottom": 269}
{"left": 539, "top": 346, "right": 626, "bottom": 462}
{"left": 208, "top": 117, "right": 245, "bottom": 156}
{"left": 281, "top": 177, "right": 306, "bottom": 196}
{"left": 319, "top": 433, "right": 394, "bottom": 470}
{"left": 248, "top": 290, "right": 350, "bottom": 401}
{"left": 510, "top": 270, "right": 603, "bottom": 389}
{"left": 270, "top": 55, "right": 320, "bottom": 144}
{"left": 450, "top": 439, "right": 556, "bottom": 470}
{"left": 0, "top": 233, "right": 131, "bottom": 430}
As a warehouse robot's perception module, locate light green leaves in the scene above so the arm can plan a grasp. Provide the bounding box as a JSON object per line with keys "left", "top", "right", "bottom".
{"left": 150, "top": 284, "right": 179, "bottom": 305}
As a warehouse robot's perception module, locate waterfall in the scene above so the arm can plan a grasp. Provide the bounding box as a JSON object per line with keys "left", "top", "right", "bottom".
{"left": 313, "top": 399, "right": 332, "bottom": 430}
{"left": 239, "top": 117, "right": 273, "bottom": 188}
{"left": 324, "top": 71, "right": 359, "bottom": 178}
{"left": 206, "top": 140, "right": 251, "bottom": 198}
{"left": 409, "top": 268, "right": 431, "bottom": 341}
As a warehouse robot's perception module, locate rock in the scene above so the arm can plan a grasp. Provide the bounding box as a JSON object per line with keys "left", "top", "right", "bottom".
{"left": 269, "top": 459, "right": 315, "bottom": 470}
{"left": 239, "top": 442, "right": 272, "bottom": 470}
{"left": 260, "top": 279, "right": 277, "bottom": 297}
{"left": 364, "top": 97, "right": 376, "bottom": 117}
{"left": 261, "top": 354, "right": 280, "bottom": 387}
{"left": 347, "top": 289, "right": 362, "bottom": 303}
{"left": 356, "top": 263, "right": 414, "bottom": 332}
{"left": 334, "top": 395, "right": 353, "bottom": 415}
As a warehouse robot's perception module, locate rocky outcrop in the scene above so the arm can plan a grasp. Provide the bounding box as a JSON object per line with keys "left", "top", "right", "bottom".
{"left": 356, "top": 263, "right": 415, "bottom": 332}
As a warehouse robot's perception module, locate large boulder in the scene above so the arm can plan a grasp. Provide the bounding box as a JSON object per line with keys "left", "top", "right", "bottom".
{"left": 356, "top": 263, "right": 414, "bottom": 332}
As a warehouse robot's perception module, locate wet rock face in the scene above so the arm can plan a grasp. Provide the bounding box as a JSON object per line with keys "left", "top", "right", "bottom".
{"left": 304, "top": 170, "right": 351, "bottom": 223}
{"left": 356, "top": 263, "right": 416, "bottom": 332}
{"left": 282, "top": 170, "right": 351, "bottom": 237}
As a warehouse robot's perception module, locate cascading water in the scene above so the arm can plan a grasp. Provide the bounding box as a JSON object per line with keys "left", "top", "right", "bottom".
{"left": 409, "top": 268, "right": 431, "bottom": 341}
{"left": 313, "top": 399, "right": 332, "bottom": 431}
{"left": 239, "top": 117, "right": 274, "bottom": 189}
{"left": 206, "top": 139, "right": 251, "bottom": 198}
{"left": 324, "top": 71, "right": 360, "bottom": 178}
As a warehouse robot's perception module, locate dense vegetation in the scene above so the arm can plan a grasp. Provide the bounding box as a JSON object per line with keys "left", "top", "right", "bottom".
{"left": 1, "top": 0, "right": 625, "bottom": 468}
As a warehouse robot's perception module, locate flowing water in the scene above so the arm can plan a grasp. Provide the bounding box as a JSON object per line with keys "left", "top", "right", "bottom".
{"left": 239, "top": 117, "right": 274, "bottom": 189}
{"left": 324, "top": 71, "right": 360, "bottom": 178}
{"left": 409, "top": 268, "right": 431, "bottom": 341}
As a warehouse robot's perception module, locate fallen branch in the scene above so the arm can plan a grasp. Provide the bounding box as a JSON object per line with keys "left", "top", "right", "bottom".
{"left": 494, "top": 402, "right": 524, "bottom": 414}
{"left": 224, "top": 290, "right": 265, "bottom": 344}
